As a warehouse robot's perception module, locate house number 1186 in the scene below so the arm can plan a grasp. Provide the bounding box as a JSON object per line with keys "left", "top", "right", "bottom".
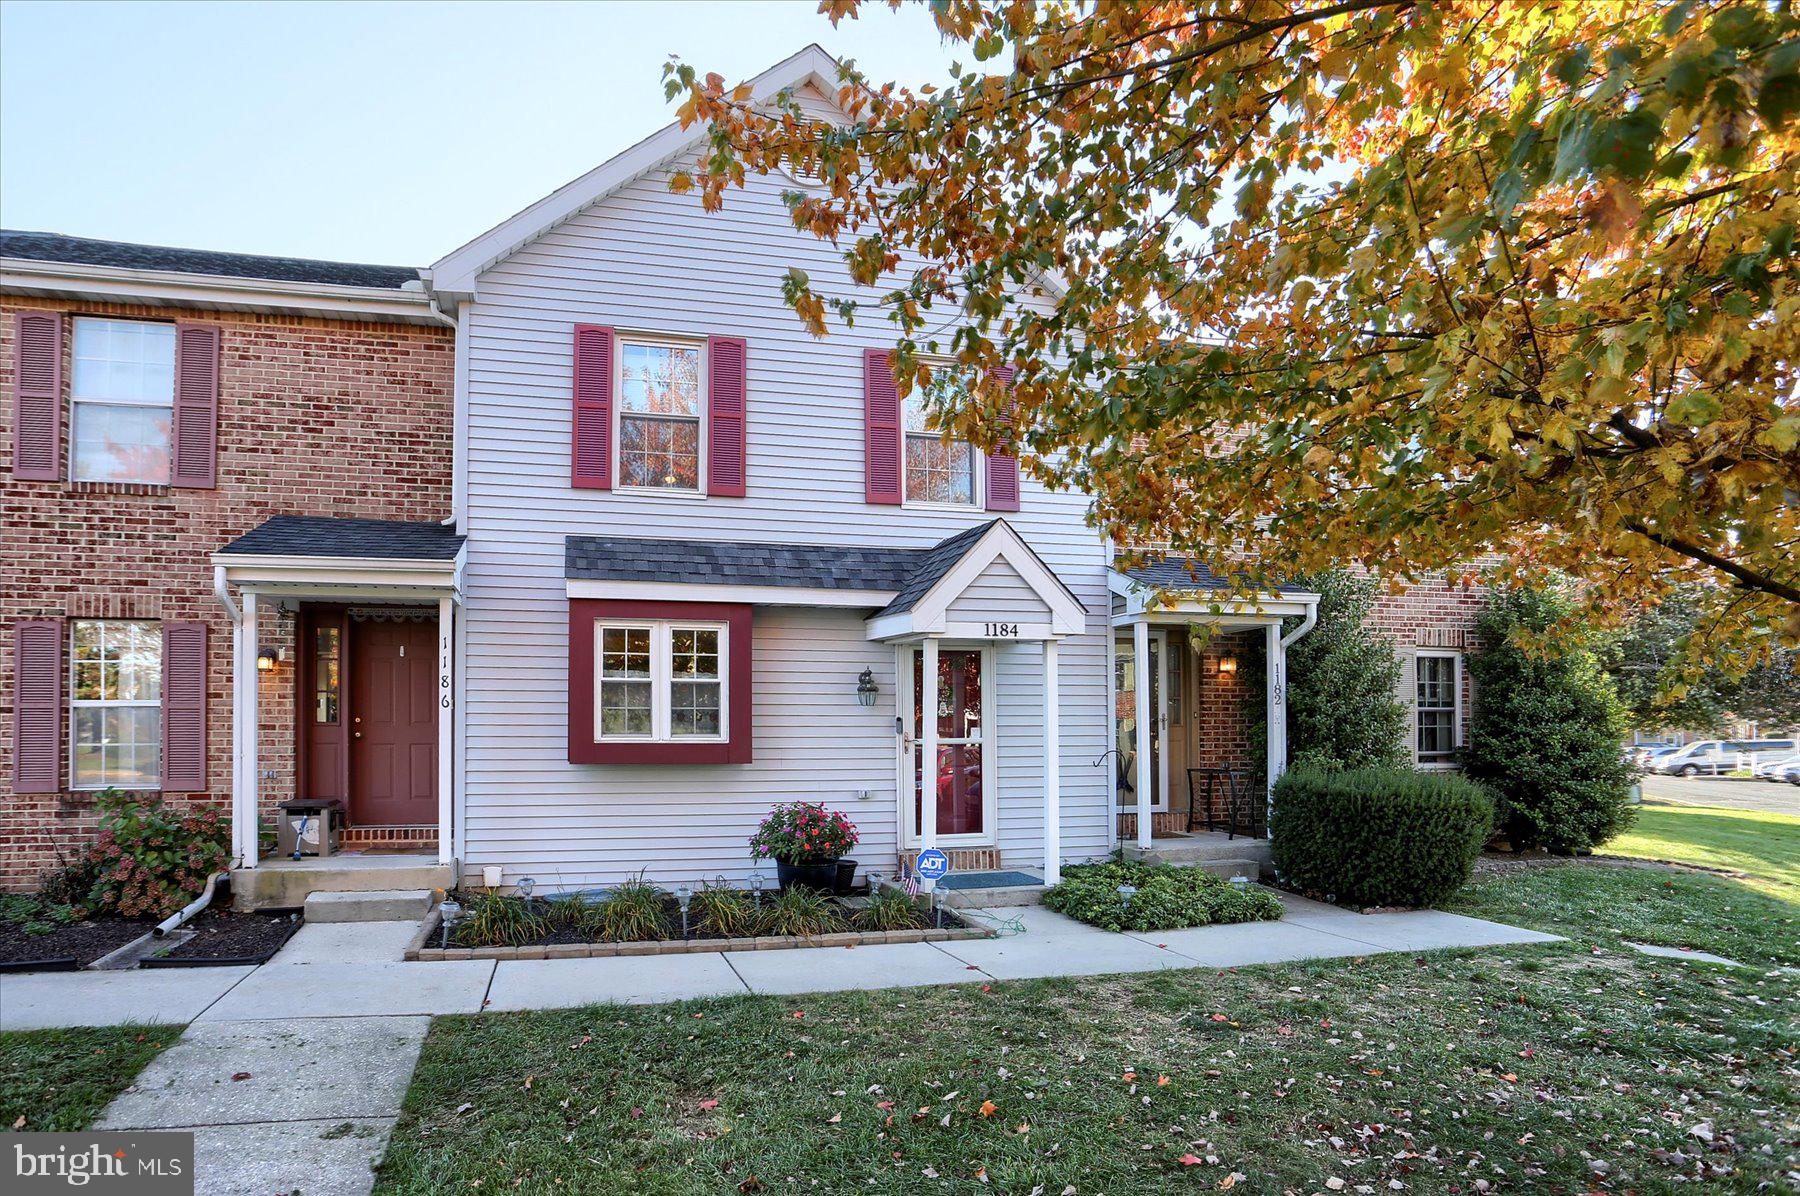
{"left": 983, "top": 622, "right": 1019, "bottom": 638}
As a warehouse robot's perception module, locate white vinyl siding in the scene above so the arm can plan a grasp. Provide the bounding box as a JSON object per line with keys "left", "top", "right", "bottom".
{"left": 458, "top": 116, "right": 1110, "bottom": 887}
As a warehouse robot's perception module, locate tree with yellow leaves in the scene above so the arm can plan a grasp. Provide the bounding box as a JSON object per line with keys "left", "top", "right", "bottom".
{"left": 669, "top": 0, "right": 1798, "bottom": 663}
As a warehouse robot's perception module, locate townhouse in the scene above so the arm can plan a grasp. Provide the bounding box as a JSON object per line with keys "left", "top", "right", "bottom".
{"left": 2, "top": 46, "right": 1482, "bottom": 898}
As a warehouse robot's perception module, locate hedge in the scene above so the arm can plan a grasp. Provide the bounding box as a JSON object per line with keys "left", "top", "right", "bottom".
{"left": 1042, "top": 859, "right": 1283, "bottom": 932}
{"left": 1269, "top": 766, "right": 1495, "bottom": 908}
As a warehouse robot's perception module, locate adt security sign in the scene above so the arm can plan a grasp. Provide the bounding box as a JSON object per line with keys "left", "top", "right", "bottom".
{"left": 915, "top": 848, "right": 950, "bottom": 884}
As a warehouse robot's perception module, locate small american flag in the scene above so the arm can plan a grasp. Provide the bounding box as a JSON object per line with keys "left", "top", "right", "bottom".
{"left": 901, "top": 865, "right": 920, "bottom": 897}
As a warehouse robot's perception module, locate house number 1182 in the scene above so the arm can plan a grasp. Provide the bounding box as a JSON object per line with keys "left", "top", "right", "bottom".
{"left": 983, "top": 622, "right": 1019, "bottom": 638}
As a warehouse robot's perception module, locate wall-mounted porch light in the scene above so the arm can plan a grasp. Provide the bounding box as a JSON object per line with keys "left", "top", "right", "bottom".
{"left": 1217, "top": 654, "right": 1238, "bottom": 677}
{"left": 856, "top": 667, "right": 879, "bottom": 707}
{"left": 256, "top": 649, "right": 278, "bottom": 672}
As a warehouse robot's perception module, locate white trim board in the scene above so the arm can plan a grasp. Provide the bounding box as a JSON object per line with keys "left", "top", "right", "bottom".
{"left": 2, "top": 259, "right": 435, "bottom": 325}
{"left": 866, "top": 521, "right": 1086, "bottom": 641}
{"left": 565, "top": 579, "right": 894, "bottom": 608}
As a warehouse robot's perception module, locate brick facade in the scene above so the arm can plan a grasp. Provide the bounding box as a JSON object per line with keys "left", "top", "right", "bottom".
{"left": 0, "top": 298, "right": 452, "bottom": 890}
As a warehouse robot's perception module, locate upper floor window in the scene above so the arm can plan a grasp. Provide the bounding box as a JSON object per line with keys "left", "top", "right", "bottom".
{"left": 71, "top": 619, "right": 162, "bottom": 789}
{"left": 903, "top": 371, "right": 978, "bottom": 507}
{"left": 71, "top": 318, "right": 176, "bottom": 484}
{"left": 618, "top": 337, "right": 703, "bottom": 491}
{"left": 1415, "top": 651, "right": 1460, "bottom": 765}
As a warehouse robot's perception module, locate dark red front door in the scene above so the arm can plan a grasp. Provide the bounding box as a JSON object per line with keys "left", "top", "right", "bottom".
{"left": 349, "top": 617, "right": 438, "bottom": 825}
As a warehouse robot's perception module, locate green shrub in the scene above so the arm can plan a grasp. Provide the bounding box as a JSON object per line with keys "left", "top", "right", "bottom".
{"left": 1464, "top": 585, "right": 1637, "bottom": 853}
{"left": 453, "top": 893, "right": 551, "bottom": 948}
{"left": 547, "top": 892, "right": 605, "bottom": 937}
{"left": 1248, "top": 570, "right": 1412, "bottom": 778}
{"left": 1269, "top": 766, "right": 1495, "bottom": 908}
{"left": 1042, "top": 859, "right": 1283, "bottom": 932}
{"left": 594, "top": 876, "right": 671, "bottom": 942}
{"left": 755, "top": 885, "right": 843, "bottom": 937}
{"left": 852, "top": 888, "right": 929, "bottom": 932}
{"left": 688, "top": 882, "right": 757, "bottom": 938}
{"left": 84, "top": 791, "right": 231, "bottom": 920}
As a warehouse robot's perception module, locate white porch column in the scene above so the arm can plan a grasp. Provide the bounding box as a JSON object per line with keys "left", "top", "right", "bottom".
{"left": 1041, "top": 638, "right": 1061, "bottom": 885}
{"left": 1265, "top": 621, "right": 1287, "bottom": 799}
{"left": 437, "top": 596, "right": 455, "bottom": 866}
{"left": 1133, "top": 618, "right": 1152, "bottom": 850}
{"left": 919, "top": 637, "right": 939, "bottom": 878}
{"left": 236, "top": 590, "right": 260, "bottom": 868}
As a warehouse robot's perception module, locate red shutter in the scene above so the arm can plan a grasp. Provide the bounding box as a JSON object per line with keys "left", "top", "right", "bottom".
{"left": 12, "top": 619, "right": 63, "bottom": 793}
{"left": 161, "top": 622, "right": 208, "bottom": 792}
{"left": 11, "top": 311, "right": 63, "bottom": 481}
{"left": 707, "top": 335, "right": 748, "bottom": 497}
{"left": 171, "top": 323, "right": 219, "bottom": 488}
{"left": 863, "top": 349, "right": 902, "bottom": 505}
{"left": 984, "top": 365, "right": 1020, "bottom": 512}
{"left": 571, "top": 324, "right": 614, "bottom": 489}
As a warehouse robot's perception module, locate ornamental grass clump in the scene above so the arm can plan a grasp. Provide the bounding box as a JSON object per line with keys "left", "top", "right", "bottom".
{"left": 454, "top": 892, "right": 551, "bottom": 948}
{"left": 1269, "top": 766, "right": 1495, "bottom": 908}
{"left": 755, "top": 885, "right": 843, "bottom": 937}
{"left": 851, "top": 888, "right": 928, "bottom": 932}
{"left": 748, "top": 801, "right": 858, "bottom": 864}
{"left": 1043, "top": 859, "right": 1283, "bottom": 933}
{"left": 594, "top": 876, "right": 672, "bottom": 942}
{"left": 689, "top": 881, "right": 757, "bottom": 939}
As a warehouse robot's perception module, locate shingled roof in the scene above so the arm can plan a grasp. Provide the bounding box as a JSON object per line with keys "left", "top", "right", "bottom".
{"left": 1117, "top": 556, "right": 1235, "bottom": 590}
{"left": 2, "top": 230, "right": 421, "bottom": 291}
{"left": 565, "top": 521, "right": 1018, "bottom": 605}
{"left": 219, "top": 516, "right": 464, "bottom": 561}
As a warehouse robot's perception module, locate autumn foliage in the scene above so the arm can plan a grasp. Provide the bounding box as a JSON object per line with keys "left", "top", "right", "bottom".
{"left": 669, "top": 1, "right": 1799, "bottom": 663}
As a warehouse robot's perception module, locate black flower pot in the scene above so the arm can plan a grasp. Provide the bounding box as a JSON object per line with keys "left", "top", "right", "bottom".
{"left": 833, "top": 858, "right": 858, "bottom": 896}
{"left": 776, "top": 859, "right": 839, "bottom": 892}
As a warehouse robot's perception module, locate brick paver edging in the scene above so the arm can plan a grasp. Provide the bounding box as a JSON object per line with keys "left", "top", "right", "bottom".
{"left": 403, "top": 908, "right": 995, "bottom": 961}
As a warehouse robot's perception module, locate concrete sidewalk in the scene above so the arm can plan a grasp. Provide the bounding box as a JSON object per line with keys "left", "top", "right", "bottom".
{"left": 0, "top": 895, "right": 1561, "bottom": 1030}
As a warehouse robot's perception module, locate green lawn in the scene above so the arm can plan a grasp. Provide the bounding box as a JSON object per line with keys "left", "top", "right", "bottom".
{"left": 375, "top": 865, "right": 1798, "bottom": 1194}
{"left": 1599, "top": 803, "right": 1800, "bottom": 902}
{"left": 0, "top": 1024, "right": 173, "bottom": 1132}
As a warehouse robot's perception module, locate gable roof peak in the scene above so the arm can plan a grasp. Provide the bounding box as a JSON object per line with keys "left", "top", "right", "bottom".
{"left": 426, "top": 44, "right": 850, "bottom": 302}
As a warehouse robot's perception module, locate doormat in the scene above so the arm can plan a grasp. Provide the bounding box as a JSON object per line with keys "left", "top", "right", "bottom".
{"left": 939, "top": 870, "right": 1044, "bottom": 890}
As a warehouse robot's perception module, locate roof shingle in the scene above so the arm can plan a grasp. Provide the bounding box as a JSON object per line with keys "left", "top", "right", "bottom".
{"left": 218, "top": 515, "right": 463, "bottom": 561}
{"left": 2, "top": 230, "right": 420, "bottom": 291}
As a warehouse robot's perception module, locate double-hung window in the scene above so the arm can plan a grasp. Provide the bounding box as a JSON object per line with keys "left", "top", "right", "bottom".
{"left": 596, "top": 621, "right": 726, "bottom": 742}
{"left": 617, "top": 337, "right": 703, "bottom": 491}
{"left": 71, "top": 620, "right": 162, "bottom": 789}
{"left": 71, "top": 318, "right": 177, "bottom": 484}
{"left": 902, "top": 369, "right": 978, "bottom": 507}
{"left": 1414, "top": 652, "right": 1460, "bottom": 765}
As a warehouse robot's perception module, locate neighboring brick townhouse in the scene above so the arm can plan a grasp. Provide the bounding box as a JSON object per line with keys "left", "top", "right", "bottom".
{"left": 1, "top": 231, "right": 453, "bottom": 889}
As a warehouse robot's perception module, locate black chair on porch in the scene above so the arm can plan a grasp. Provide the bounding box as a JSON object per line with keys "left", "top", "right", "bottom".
{"left": 1185, "top": 767, "right": 1263, "bottom": 840}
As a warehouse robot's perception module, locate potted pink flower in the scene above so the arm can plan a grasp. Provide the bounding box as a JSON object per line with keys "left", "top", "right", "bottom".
{"left": 750, "top": 801, "right": 860, "bottom": 892}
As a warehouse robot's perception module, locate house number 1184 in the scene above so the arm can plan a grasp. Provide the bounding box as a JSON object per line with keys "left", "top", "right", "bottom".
{"left": 983, "top": 622, "right": 1019, "bottom": 638}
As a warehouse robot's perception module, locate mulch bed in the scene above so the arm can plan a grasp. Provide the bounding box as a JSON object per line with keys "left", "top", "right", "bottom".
{"left": 142, "top": 908, "right": 303, "bottom": 967}
{"left": 0, "top": 917, "right": 155, "bottom": 971}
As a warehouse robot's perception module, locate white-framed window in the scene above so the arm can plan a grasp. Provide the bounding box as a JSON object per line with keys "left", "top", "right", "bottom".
{"left": 1415, "top": 651, "right": 1461, "bottom": 765}
{"left": 70, "top": 620, "right": 162, "bottom": 789}
{"left": 902, "top": 370, "right": 980, "bottom": 507}
{"left": 595, "top": 621, "right": 727, "bottom": 742}
{"left": 71, "top": 318, "right": 177, "bottom": 484}
{"left": 616, "top": 335, "right": 704, "bottom": 492}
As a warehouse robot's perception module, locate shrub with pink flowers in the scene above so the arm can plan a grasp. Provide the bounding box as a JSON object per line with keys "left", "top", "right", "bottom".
{"left": 84, "top": 790, "right": 232, "bottom": 919}
{"left": 748, "top": 801, "right": 859, "bottom": 865}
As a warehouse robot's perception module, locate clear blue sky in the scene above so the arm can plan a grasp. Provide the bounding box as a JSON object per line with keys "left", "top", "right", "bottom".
{"left": 0, "top": 0, "right": 958, "bottom": 267}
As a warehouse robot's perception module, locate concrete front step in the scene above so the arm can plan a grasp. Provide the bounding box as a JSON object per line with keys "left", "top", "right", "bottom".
{"left": 1125, "top": 836, "right": 1273, "bottom": 867}
{"left": 233, "top": 855, "right": 457, "bottom": 911}
{"left": 941, "top": 884, "right": 1048, "bottom": 910}
{"left": 304, "top": 890, "right": 435, "bottom": 924}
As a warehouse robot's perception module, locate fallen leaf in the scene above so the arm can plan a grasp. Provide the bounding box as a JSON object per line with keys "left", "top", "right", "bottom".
{"left": 11, "top": 1115, "right": 24, "bottom": 1129}
{"left": 231, "top": 1072, "right": 252, "bottom": 1082}
{"left": 522, "top": 1075, "right": 534, "bottom": 1090}
{"left": 979, "top": 1099, "right": 998, "bottom": 1117}
{"left": 1178, "top": 1154, "right": 1204, "bottom": 1166}
{"left": 1156, "top": 1075, "right": 1171, "bottom": 1087}
{"left": 1210, "top": 1014, "right": 1229, "bottom": 1022}
{"left": 826, "top": 1112, "right": 842, "bottom": 1124}
{"left": 698, "top": 1099, "right": 719, "bottom": 1111}
{"left": 876, "top": 1100, "right": 895, "bottom": 1110}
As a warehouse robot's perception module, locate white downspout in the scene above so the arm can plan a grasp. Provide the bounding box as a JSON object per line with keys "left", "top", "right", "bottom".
{"left": 213, "top": 566, "right": 248, "bottom": 867}
{"left": 1266, "top": 596, "right": 1320, "bottom": 852}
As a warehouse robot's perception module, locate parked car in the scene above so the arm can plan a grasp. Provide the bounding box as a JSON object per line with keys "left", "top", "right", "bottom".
{"left": 1632, "top": 743, "right": 1683, "bottom": 770}
{"left": 1772, "top": 759, "right": 1800, "bottom": 786}
{"left": 1751, "top": 753, "right": 1800, "bottom": 779}
{"left": 1658, "top": 738, "right": 1799, "bottom": 777}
